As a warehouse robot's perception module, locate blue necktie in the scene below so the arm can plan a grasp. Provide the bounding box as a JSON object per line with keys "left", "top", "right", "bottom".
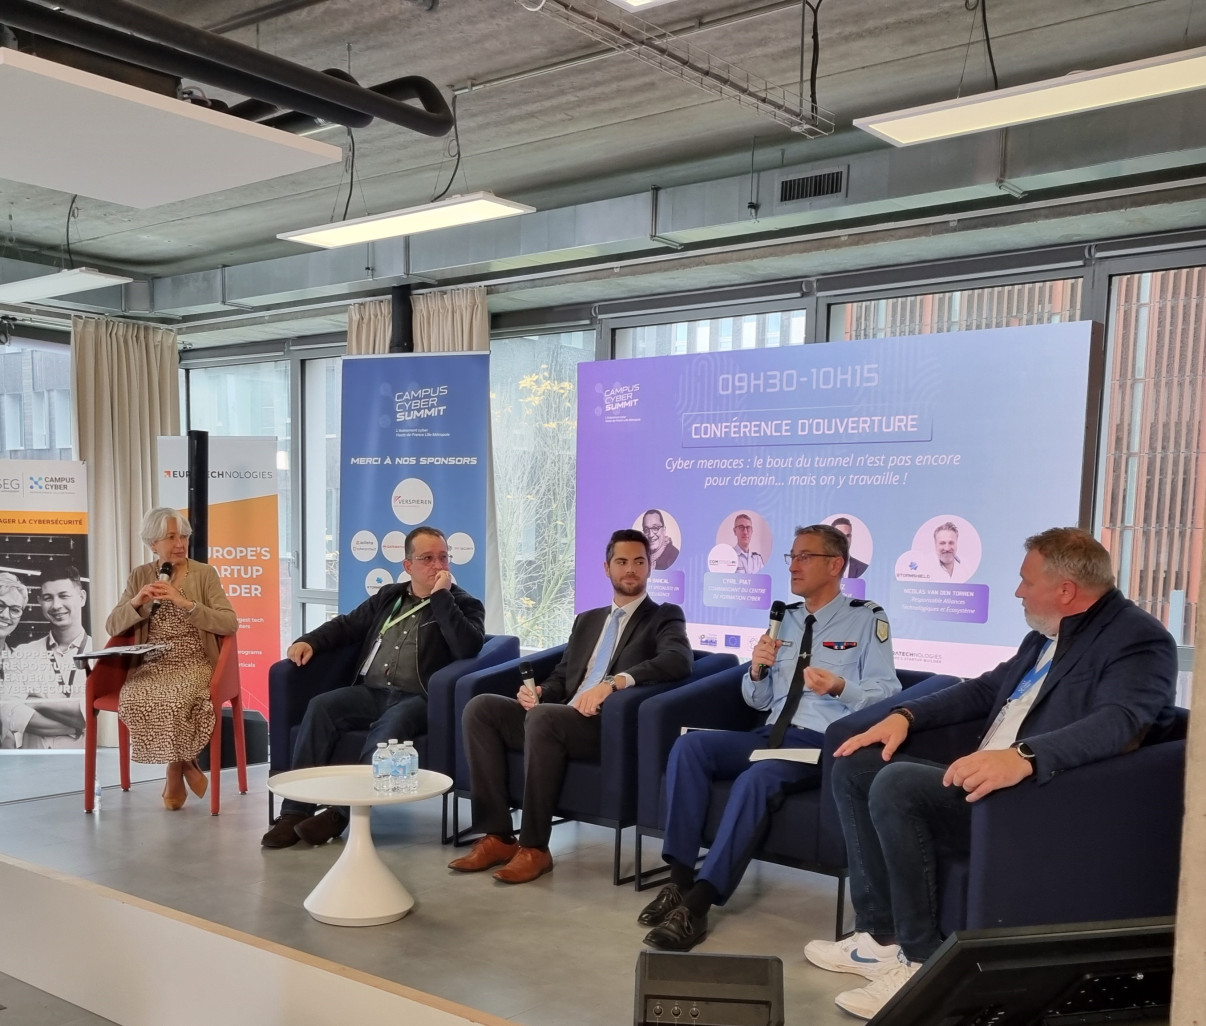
{"left": 577, "top": 607, "right": 625, "bottom": 698}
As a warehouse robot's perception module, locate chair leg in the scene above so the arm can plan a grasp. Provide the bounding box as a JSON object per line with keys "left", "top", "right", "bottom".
{"left": 231, "top": 696, "right": 248, "bottom": 795}
{"left": 834, "top": 874, "right": 848, "bottom": 940}
{"left": 210, "top": 702, "right": 222, "bottom": 816}
{"left": 84, "top": 710, "right": 98, "bottom": 813}
{"left": 118, "top": 719, "right": 131, "bottom": 791}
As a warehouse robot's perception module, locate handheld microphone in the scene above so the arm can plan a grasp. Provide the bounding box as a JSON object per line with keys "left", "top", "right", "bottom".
{"left": 151, "top": 561, "right": 172, "bottom": 614}
{"left": 756, "top": 601, "right": 787, "bottom": 674}
{"left": 519, "top": 660, "right": 538, "bottom": 700}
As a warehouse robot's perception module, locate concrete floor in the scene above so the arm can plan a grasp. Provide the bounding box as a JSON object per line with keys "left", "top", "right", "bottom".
{"left": 0, "top": 761, "right": 866, "bottom": 1026}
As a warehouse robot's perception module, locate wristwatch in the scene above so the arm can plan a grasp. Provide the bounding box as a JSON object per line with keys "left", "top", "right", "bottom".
{"left": 603, "top": 675, "right": 619, "bottom": 692}
{"left": 1012, "top": 741, "right": 1037, "bottom": 763}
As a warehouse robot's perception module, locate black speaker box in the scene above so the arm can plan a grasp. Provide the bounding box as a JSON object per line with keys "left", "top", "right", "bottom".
{"left": 635, "top": 951, "right": 784, "bottom": 1026}
{"left": 196, "top": 707, "right": 268, "bottom": 770}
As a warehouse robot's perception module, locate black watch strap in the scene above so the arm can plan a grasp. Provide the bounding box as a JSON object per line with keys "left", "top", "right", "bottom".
{"left": 1012, "top": 741, "right": 1037, "bottom": 762}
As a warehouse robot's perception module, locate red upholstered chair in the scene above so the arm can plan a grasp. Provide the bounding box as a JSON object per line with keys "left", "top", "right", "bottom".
{"left": 83, "top": 632, "right": 248, "bottom": 815}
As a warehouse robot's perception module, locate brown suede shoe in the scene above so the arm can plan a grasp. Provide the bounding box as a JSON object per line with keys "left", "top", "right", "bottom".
{"left": 492, "top": 846, "right": 553, "bottom": 884}
{"left": 448, "top": 834, "right": 519, "bottom": 872}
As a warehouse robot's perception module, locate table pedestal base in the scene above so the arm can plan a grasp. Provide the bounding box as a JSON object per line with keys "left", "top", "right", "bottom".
{"left": 302, "top": 805, "right": 413, "bottom": 927}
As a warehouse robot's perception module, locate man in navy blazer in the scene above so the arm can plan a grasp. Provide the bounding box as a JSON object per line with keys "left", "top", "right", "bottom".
{"left": 451, "top": 529, "right": 693, "bottom": 884}
{"left": 804, "top": 527, "right": 1177, "bottom": 1021}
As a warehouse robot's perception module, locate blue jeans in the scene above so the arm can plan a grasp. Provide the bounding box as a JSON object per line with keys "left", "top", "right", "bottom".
{"left": 281, "top": 684, "right": 427, "bottom": 818}
{"left": 661, "top": 724, "right": 824, "bottom": 904}
{"left": 831, "top": 746, "right": 971, "bottom": 961}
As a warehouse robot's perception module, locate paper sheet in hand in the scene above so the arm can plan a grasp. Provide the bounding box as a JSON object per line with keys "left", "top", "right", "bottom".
{"left": 749, "top": 748, "right": 820, "bottom": 764}
{"left": 74, "top": 644, "right": 169, "bottom": 663}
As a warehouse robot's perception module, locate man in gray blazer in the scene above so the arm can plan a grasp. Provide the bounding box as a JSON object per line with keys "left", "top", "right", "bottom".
{"left": 451, "top": 528, "right": 693, "bottom": 884}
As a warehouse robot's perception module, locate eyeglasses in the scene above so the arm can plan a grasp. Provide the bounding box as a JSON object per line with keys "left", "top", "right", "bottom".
{"left": 783, "top": 552, "right": 836, "bottom": 566}
{"left": 0, "top": 603, "right": 23, "bottom": 619}
{"left": 409, "top": 553, "right": 450, "bottom": 565}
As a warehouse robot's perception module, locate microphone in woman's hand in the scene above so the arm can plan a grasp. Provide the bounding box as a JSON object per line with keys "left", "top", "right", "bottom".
{"left": 151, "top": 561, "right": 172, "bottom": 614}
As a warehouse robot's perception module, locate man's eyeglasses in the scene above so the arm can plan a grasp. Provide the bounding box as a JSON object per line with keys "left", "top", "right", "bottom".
{"left": 409, "top": 553, "right": 450, "bottom": 566}
{"left": 0, "top": 603, "right": 24, "bottom": 619}
{"left": 783, "top": 552, "right": 836, "bottom": 566}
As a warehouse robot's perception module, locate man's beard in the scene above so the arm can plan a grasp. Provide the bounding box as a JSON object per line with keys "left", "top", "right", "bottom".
{"left": 1024, "top": 609, "right": 1059, "bottom": 639}
{"left": 613, "top": 577, "right": 645, "bottom": 597}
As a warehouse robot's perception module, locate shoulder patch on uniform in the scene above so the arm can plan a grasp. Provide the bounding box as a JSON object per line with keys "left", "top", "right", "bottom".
{"left": 850, "top": 598, "right": 885, "bottom": 613}
{"left": 875, "top": 618, "right": 890, "bottom": 643}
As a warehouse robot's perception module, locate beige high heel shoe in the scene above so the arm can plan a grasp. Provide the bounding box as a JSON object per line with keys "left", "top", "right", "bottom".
{"left": 183, "top": 759, "right": 208, "bottom": 799}
{"left": 163, "top": 762, "right": 187, "bottom": 810}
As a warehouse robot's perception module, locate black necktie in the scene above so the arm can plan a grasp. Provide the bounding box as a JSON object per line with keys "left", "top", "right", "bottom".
{"left": 767, "top": 614, "right": 816, "bottom": 749}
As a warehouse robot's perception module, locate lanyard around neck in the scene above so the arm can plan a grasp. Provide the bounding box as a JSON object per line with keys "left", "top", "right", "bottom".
{"left": 379, "top": 596, "right": 430, "bottom": 637}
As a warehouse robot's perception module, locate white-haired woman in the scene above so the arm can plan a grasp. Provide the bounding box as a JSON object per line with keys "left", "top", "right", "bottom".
{"left": 105, "top": 507, "right": 237, "bottom": 810}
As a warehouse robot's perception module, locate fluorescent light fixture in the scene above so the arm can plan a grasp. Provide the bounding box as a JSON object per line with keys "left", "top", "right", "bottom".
{"left": 0, "top": 267, "right": 134, "bottom": 303}
{"left": 855, "top": 45, "right": 1206, "bottom": 146}
{"left": 279, "top": 191, "right": 536, "bottom": 249}
{"left": 603, "top": 0, "right": 683, "bottom": 9}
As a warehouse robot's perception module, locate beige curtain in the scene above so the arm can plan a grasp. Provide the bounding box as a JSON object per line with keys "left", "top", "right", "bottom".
{"left": 412, "top": 286, "right": 489, "bottom": 353}
{"left": 72, "top": 315, "right": 179, "bottom": 652}
{"left": 347, "top": 298, "right": 391, "bottom": 355}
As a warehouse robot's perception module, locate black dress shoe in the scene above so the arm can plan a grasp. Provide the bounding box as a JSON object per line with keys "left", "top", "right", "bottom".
{"left": 643, "top": 905, "right": 708, "bottom": 951}
{"left": 637, "top": 884, "right": 684, "bottom": 927}
{"left": 294, "top": 807, "right": 350, "bottom": 845}
{"left": 261, "top": 814, "right": 307, "bottom": 848}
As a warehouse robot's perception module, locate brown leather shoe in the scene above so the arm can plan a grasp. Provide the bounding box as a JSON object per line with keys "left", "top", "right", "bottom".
{"left": 448, "top": 834, "right": 519, "bottom": 872}
{"left": 493, "top": 846, "right": 553, "bottom": 884}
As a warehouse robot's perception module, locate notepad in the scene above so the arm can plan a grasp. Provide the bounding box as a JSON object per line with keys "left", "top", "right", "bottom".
{"left": 749, "top": 747, "right": 821, "bottom": 764}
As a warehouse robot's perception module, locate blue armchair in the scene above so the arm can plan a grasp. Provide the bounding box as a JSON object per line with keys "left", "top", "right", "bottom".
{"left": 826, "top": 696, "right": 1189, "bottom": 935}
{"left": 450, "top": 648, "right": 740, "bottom": 884}
{"left": 266, "top": 633, "right": 520, "bottom": 830}
{"left": 635, "top": 662, "right": 944, "bottom": 935}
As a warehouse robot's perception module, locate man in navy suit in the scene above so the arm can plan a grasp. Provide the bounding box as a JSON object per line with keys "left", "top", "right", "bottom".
{"left": 803, "top": 527, "right": 1178, "bottom": 1020}
{"left": 451, "top": 529, "right": 693, "bottom": 884}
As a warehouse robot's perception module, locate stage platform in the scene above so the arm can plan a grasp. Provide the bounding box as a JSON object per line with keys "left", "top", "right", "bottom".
{"left": 0, "top": 763, "right": 865, "bottom": 1026}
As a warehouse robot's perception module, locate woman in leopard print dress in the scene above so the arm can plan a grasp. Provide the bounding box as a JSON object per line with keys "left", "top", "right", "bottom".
{"left": 105, "top": 508, "right": 238, "bottom": 809}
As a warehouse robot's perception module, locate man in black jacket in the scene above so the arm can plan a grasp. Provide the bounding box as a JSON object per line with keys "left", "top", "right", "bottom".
{"left": 449, "top": 529, "right": 692, "bottom": 883}
{"left": 262, "top": 526, "right": 484, "bottom": 848}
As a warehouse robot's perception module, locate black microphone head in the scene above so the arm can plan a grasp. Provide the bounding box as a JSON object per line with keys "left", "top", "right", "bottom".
{"left": 159, "top": 561, "right": 173, "bottom": 577}
{"left": 768, "top": 600, "right": 787, "bottom": 622}
{"left": 519, "top": 661, "right": 534, "bottom": 679}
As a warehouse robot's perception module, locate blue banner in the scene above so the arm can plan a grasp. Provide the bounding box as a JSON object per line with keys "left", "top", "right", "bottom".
{"left": 338, "top": 353, "right": 489, "bottom": 610}
{"left": 576, "top": 324, "right": 1096, "bottom": 677}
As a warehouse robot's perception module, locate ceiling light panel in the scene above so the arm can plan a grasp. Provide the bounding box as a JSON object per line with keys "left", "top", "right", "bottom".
{"left": 279, "top": 192, "right": 536, "bottom": 248}
{"left": 0, "top": 47, "right": 342, "bottom": 207}
{"left": 0, "top": 267, "right": 134, "bottom": 303}
{"left": 855, "top": 46, "right": 1206, "bottom": 146}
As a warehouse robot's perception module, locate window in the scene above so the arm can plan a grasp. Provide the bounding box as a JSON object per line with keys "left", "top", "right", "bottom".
{"left": 302, "top": 357, "right": 341, "bottom": 591}
{"left": 615, "top": 308, "right": 806, "bottom": 358}
{"left": 490, "top": 330, "right": 594, "bottom": 648}
{"left": 1099, "top": 265, "right": 1206, "bottom": 680}
{"left": 0, "top": 339, "right": 72, "bottom": 459}
{"left": 831, "top": 279, "right": 1083, "bottom": 340}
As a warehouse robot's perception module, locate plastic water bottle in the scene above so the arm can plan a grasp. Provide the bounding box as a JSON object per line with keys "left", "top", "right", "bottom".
{"left": 372, "top": 742, "right": 391, "bottom": 793}
{"left": 387, "top": 738, "right": 403, "bottom": 794}
{"left": 92, "top": 782, "right": 102, "bottom": 812}
{"left": 401, "top": 740, "right": 419, "bottom": 795}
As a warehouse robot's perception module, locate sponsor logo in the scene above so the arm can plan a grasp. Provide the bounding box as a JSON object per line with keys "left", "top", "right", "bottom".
{"left": 163, "top": 469, "right": 273, "bottom": 480}
{"left": 697, "top": 632, "right": 718, "bottom": 647}
{"left": 28, "top": 476, "right": 44, "bottom": 490}
{"left": 0, "top": 477, "right": 20, "bottom": 493}
{"left": 724, "top": 634, "right": 741, "bottom": 648}
{"left": 598, "top": 381, "right": 640, "bottom": 414}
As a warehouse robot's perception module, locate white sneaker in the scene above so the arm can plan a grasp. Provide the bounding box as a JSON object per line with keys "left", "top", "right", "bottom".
{"left": 833, "top": 954, "right": 921, "bottom": 1019}
{"left": 803, "top": 932, "right": 901, "bottom": 979}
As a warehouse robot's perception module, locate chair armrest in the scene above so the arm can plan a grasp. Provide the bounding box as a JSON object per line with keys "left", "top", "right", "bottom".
{"left": 84, "top": 633, "right": 136, "bottom": 706}
{"left": 425, "top": 634, "right": 520, "bottom": 775}
{"left": 964, "top": 740, "right": 1187, "bottom": 929}
{"left": 267, "top": 644, "right": 360, "bottom": 774}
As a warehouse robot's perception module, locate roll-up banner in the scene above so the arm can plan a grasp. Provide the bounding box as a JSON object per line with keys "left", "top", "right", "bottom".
{"left": 337, "top": 353, "right": 489, "bottom": 610}
{"left": 158, "top": 436, "right": 279, "bottom": 717}
{"left": 0, "top": 459, "right": 90, "bottom": 749}
{"left": 576, "top": 323, "right": 1098, "bottom": 677}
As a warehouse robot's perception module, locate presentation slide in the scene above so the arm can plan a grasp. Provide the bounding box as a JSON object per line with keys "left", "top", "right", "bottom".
{"left": 576, "top": 323, "right": 1097, "bottom": 677}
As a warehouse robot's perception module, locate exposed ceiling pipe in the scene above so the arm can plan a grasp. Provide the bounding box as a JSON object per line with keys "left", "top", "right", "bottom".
{"left": 263, "top": 76, "right": 455, "bottom": 136}
{"left": 15, "top": 0, "right": 454, "bottom": 136}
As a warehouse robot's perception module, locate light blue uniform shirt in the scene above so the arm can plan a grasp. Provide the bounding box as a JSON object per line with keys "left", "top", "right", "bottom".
{"left": 741, "top": 593, "right": 899, "bottom": 734}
